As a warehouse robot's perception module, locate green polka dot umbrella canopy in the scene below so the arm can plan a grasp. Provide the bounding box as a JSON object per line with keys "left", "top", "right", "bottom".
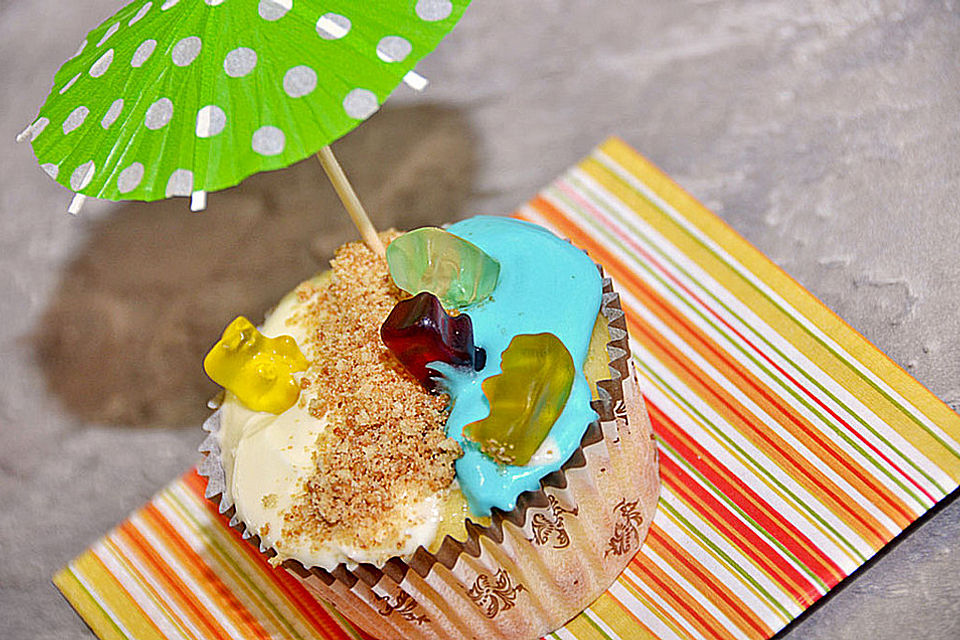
{"left": 19, "top": 0, "right": 471, "bottom": 207}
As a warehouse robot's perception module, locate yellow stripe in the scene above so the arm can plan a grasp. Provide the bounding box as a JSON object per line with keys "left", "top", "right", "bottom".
{"left": 589, "top": 591, "right": 659, "bottom": 639}
{"left": 54, "top": 567, "right": 128, "bottom": 640}
{"left": 584, "top": 144, "right": 960, "bottom": 482}
{"left": 656, "top": 501, "right": 793, "bottom": 624}
{"left": 67, "top": 552, "right": 169, "bottom": 640}
{"left": 617, "top": 568, "right": 698, "bottom": 639}
{"left": 562, "top": 609, "right": 616, "bottom": 640}
{"left": 161, "top": 487, "right": 317, "bottom": 639}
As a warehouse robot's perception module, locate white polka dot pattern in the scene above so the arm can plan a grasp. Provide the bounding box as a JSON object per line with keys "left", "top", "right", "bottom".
{"left": 97, "top": 23, "right": 120, "bottom": 47}
{"left": 165, "top": 169, "right": 194, "bottom": 196}
{"left": 70, "top": 161, "right": 96, "bottom": 191}
{"left": 224, "top": 47, "right": 257, "bottom": 77}
{"left": 316, "top": 13, "right": 350, "bottom": 39}
{"left": 90, "top": 49, "right": 114, "bottom": 77}
{"left": 196, "top": 105, "right": 226, "bottom": 137}
{"left": 343, "top": 88, "right": 379, "bottom": 119}
{"left": 63, "top": 106, "right": 89, "bottom": 134}
{"left": 101, "top": 99, "right": 124, "bottom": 129}
{"left": 59, "top": 73, "right": 80, "bottom": 95}
{"left": 128, "top": 2, "right": 152, "bottom": 26}
{"left": 252, "top": 126, "right": 285, "bottom": 155}
{"left": 70, "top": 40, "right": 87, "bottom": 59}
{"left": 172, "top": 36, "right": 202, "bottom": 67}
{"left": 132, "top": 39, "right": 157, "bottom": 67}
{"left": 118, "top": 162, "right": 145, "bottom": 193}
{"left": 258, "top": 0, "right": 291, "bottom": 21}
{"left": 26, "top": 0, "right": 469, "bottom": 201}
{"left": 415, "top": 0, "right": 452, "bottom": 21}
{"left": 283, "top": 66, "right": 317, "bottom": 98}
{"left": 376, "top": 36, "right": 412, "bottom": 63}
{"left": 145, "top": 98, "right": 173, "bottom": 130}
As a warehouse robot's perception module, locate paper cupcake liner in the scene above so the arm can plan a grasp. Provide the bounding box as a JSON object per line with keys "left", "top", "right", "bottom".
{"left": 199, "top": 274, "right": 661, "bottom": 640}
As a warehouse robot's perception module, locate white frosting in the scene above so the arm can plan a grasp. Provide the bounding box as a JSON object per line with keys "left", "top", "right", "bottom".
{"left": 217, "top": 276, "right": 445, "bottom": 568}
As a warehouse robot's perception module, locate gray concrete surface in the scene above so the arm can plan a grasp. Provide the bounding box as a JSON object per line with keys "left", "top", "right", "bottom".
{"left": 2, "top": 0, "right": 959, "bottom": 638}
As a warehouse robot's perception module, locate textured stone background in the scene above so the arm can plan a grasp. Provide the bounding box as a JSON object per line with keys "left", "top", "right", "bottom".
{"left": 1, "top": 0, "right": 959, "bottom": 638}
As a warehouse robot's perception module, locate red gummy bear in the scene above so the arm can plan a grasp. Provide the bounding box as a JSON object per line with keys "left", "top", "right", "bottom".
{"left": 381, "top": 292, "right": 484, "bottom": 391}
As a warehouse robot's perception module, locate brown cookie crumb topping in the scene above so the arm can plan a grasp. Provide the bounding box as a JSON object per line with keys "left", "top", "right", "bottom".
{"left": 281, "top": 234, "right": 461, "bottom": 557}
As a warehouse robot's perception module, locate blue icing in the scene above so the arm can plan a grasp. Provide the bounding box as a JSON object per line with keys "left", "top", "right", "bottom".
{"left": 437, "top": 216, "right": 602, "bottom": 516}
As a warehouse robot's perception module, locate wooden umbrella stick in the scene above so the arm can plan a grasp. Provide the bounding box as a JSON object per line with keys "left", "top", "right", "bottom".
{"left": 316, "top": 145, "right": 385, "bottom": 258}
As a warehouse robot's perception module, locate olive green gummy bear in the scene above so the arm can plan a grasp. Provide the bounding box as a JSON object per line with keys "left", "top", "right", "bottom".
{"left": 386, "top": 227, "right": 500, "bottom": 309}
{"left": 464, "top": 333, "right": 575, "bottom": 466}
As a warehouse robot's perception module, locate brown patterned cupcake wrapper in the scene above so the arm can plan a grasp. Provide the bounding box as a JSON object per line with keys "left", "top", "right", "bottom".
{"left": 199, "top": 274, "right": 661, "bottom": 640}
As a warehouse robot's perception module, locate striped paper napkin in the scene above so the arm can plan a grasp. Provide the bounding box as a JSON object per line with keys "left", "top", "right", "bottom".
{"left": 55, "top": 138, "right": 960, "bottom": 640}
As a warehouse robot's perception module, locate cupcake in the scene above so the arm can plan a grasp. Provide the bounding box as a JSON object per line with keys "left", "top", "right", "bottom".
{"left": 199, "top": 215, "right": 660, "bottom": 639}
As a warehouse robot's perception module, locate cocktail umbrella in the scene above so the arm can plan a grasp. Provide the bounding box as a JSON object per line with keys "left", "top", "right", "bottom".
{"left": 18, "top": 0, "right": 471, "bottom": 254}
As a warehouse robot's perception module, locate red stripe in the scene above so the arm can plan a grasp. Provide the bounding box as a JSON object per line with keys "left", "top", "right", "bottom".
{"left": 650, "top": 403, "right": 845, "bottom": 586}
{"left": 525, "top": 196, "right": 895, "bottom": 546}
{"left": 140, "top": 503, "right": 273, "bottom": 639}
{"left": 658, "top": 452, "right": 820, "bottom": 607}
{"left": 554, "top": 176, "right": 935, "bottom": 507}
{"left": 117, "top": 519, "right": 238, "bottom": 639}
{"left": 629, "top": 554, "right": 739, "bottom": 640}
{"left": 647, "top": 526, "right": 772, "bottom": 639}
{"left": 183, "top": 469, "right": 365, "bottom": 640}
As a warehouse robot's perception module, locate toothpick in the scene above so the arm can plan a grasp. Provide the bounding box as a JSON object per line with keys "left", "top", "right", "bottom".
{"left": 316, "top": 145, "right": 385, "bottom": 257}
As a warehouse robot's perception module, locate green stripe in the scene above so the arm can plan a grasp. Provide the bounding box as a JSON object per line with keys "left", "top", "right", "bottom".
{"left": 634, "top": 351, "right": 868, "bottom": 564}
{"left": 320, "top": 601, "right": 365, "bottom": 640}
{"left": 164, "top": 488, "right": 311, "bottom": 640}
{"left": 559, "top": 174, "right": 934, "bottom": 511}
{"left": 580, "top": 607, "right": 617, "bottom": 640}
{"left": 616, "top": 577, "right": 699, "bottom": 640}
{"left": 99, "top": 537, "right": 195, "bottom": 639}
{"left": 543, "top": 184, "right": 870, "bottom": 561}
{"left": 656, "top": 499, "right": 795, "bottom": 620}
{"left": 658, "top": 436, "right": 831, "bottom": 593}
{"left": 593, "top": 151, "right": 960, "bottom": 473}
{"left": 66, "top": 565, "right": 132, "bottom": 640}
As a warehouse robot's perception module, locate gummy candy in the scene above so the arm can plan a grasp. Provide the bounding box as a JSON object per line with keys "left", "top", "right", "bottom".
{"left": 463, "top": 333, "right": 574, "bottom": 466}
{"left": 380, "top": 292, "right": 485, "bottom": 391}
{"left": 204, "top": 316, "right": 309, "bottom": 414}
{"left": 386, "top": 227, "right": 500, "bottom": 310}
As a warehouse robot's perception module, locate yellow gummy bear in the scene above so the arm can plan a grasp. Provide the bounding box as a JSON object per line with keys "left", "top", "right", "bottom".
{"left": 203, "top": 316, "right": 309, "bottom": 414}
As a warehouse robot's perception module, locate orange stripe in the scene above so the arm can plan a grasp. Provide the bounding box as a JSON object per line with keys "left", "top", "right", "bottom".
{"left": 601, "top": 137, "right": 960, "bottom": 479}
{"left": 647, "top": 525, "right": 773, "bottom": 639}
{"left": 85, "top": 549, "right": 171, "bottom": 640}
{"left": 659, "top": 454, "right": 818, "bottom": 607}
{"left": 554, "top": 168, "right": 929, "bottom": 518}
{"left": 571, "top": 195, "right": 917, "bottom": 529}
{"left": 628, "top": 309, "right": 891, "bottom": 547}
{"left": 651, "top": 402, "right": 847, "bottom": 585}
{"left": 589, "top": 590, "right": 661, "bottom": 639}
{"left": 140, "top": 503, "right": 276, "bottom": 639}
{"left": 629, "top": 554, "right": 740, "bottom": 640}
{"left": 617, "top": 568, "right": 705, "bottom": 639}
{"left": 182, "top": 470, "right": 360, "bottom": 640}
{"left": 116, "top": 520, "right": 241, "bottom": 639}
{"left": 526, "top": 196, "right": 893, "bottom": 548}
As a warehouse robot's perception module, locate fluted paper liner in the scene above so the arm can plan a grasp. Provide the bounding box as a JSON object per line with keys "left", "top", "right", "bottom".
{"left": 199, "top": 273, "right": 661, "bottom": 640}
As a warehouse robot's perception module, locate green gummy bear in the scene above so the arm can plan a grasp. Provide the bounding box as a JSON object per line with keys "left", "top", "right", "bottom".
{"left": 464, "top": 333, "right": 575, "bottom": 466}
{"left": 386, "top": 227, "right": 500, "bottom": 309}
